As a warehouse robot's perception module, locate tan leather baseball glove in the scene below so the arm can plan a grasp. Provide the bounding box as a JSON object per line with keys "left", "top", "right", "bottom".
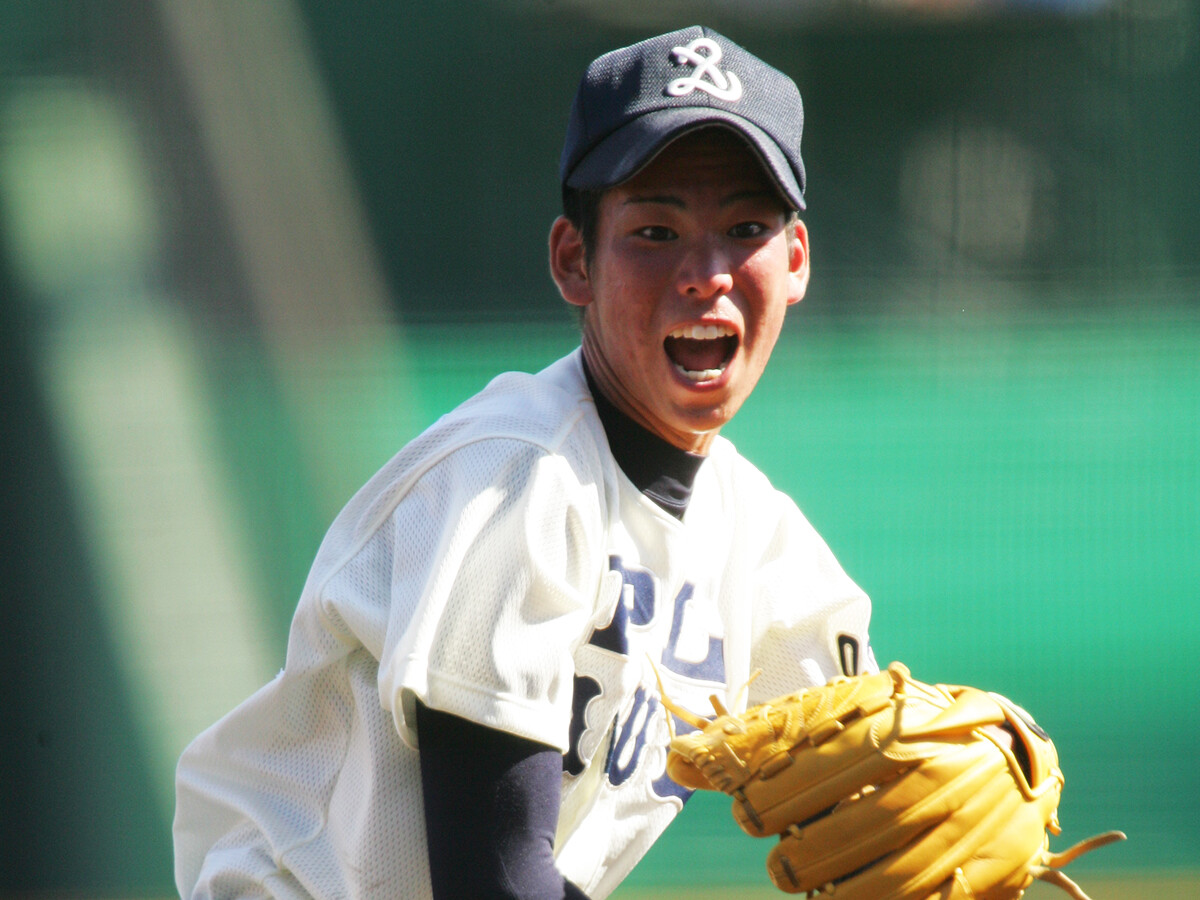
{"left": 663, "top": 662, "right": 1124, "bottom": 899}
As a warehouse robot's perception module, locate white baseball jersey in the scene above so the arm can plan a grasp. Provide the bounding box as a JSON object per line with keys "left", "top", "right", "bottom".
{"left": 174, "top": 349, "right": 873, "bottom": 900}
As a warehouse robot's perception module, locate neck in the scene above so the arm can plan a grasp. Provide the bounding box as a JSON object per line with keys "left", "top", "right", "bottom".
{"left": 580, "top": 332, "right": 717, "bottom": 455}
{"left": 582, "top": 354, "right": 705, "bottom": 521}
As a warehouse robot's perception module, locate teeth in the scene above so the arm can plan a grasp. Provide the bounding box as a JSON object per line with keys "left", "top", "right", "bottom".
{"left": 673, "top": 364, "right": 726, "bottom": 382}
{"left": 668, "top": 323, "right": 735, "bottom": 340}
{"left": 666, "top": 322, "right": 736, "bottom": 380}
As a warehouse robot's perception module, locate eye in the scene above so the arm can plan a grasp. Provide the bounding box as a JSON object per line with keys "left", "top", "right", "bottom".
{"left": 635, "top": 225, "right": 677, "bottom": 241}
{"left": 728, "top": 221, "right": 769, "bottom": 239}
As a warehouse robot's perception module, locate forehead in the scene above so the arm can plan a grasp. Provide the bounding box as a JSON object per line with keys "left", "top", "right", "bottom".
{"left": 610, "top": 127, "right": 784, "bottom": 205}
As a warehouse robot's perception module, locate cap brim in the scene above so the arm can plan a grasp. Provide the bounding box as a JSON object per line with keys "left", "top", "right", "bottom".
{"left": 564, "top": 107, "right": 804, "bottom": 210}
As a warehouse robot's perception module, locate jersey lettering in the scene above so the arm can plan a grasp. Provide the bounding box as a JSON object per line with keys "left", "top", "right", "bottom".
{"left": 661, "top": 582, "right": 724, "bottom": 681}
{"left": 564, "top": 675, "right": 602, "bottom": 776}
{"left": 607, "top": 685, "right": 656, "bottom": 786}
{"left": 566, "top": 556, "right": 723, "bottom": 800}
{"left": 589, "top": 557, "right": 658, "bottom": 655}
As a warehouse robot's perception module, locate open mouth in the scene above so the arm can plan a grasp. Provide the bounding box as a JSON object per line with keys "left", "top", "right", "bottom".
{"left": 664, "top": 323, "right": 738, "bottom": 382}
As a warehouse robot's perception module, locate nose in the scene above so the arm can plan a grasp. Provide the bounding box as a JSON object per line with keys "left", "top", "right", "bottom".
{"left": 677, "top": 239, "right": 734, "bottom": 300}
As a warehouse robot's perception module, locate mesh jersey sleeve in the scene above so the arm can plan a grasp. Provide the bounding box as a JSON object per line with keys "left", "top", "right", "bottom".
{"left": 375, "top": 436, "right": 604, "bottom": 753}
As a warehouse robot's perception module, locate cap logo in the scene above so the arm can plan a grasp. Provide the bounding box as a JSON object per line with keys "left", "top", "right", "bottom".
{"left": 665, "top": 38, "right": 743, "bottom": 103}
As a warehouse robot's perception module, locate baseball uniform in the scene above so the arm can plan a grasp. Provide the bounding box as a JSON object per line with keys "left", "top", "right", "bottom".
{"left": 174, "top": 349, "right": 873, "bottom": 899}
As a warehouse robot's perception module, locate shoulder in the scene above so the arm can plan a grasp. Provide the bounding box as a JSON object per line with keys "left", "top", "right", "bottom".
{"left": 690, "top": 436, "right": 824, "bottom": 555}
{"left": 704, "top": 435, "right": 790, "bottom": 506}
{"left": 374, "top": 349, "right": 597, "bottom": 494}
{"left": 310, "top": 351, "right": 609, "bottom": 573}
{"left": 450, "top": 350, "right": 595, "bottom": 451}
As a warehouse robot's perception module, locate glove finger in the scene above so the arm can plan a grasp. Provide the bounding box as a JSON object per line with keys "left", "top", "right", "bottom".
{"left": 734, "top": 670, "right": 1020, "bottom": 837}
{"left": 732, "top": 708, "right": 907, "bottom": 836}
{"left": 667, "top": 668, "right": 901, "bottom": 797}
{"left": 834, "top": 774, "right": 1026, "bottom": 900}
{"left": 767, "top": 740, "right": 1005, "bottom": 893}
{"left": 952, "top": 793, "right": 1064, "bottom": 899}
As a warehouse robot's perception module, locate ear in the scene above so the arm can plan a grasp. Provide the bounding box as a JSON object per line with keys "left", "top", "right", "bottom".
{"left": 786, "top": 218, "right": 810, "bottom": 306}
{"left": 549, "top": 216, "right": 592, "bottom": 308}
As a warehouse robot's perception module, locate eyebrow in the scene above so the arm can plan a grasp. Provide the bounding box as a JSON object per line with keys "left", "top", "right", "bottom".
{"left": 621, "top": 193, "right": 685, "bottom": 209}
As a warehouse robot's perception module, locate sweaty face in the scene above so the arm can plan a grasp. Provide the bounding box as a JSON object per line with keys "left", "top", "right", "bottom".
{"left": 558, "top": 128, "right": 809, "bottom": 454}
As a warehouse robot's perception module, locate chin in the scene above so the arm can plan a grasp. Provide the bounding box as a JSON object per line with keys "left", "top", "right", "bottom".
{"left": 674, "top": 402, "right": 738, "bottom": 437}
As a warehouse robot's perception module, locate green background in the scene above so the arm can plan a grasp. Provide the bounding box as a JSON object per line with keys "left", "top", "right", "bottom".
{"left": 1, "top": 1, "right": 1196, "bottom": 896}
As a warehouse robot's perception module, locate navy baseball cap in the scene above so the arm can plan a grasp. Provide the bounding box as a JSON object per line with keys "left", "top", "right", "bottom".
{"left": 560, "top": 26, "right": 806, "bottom": 210}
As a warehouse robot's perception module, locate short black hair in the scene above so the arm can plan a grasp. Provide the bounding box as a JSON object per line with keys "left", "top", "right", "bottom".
{"left": 561, "top": 184, "right": 603, "bottom": 266}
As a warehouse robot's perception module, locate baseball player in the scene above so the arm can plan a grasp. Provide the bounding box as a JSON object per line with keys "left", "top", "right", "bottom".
{"left": 174, "top": 26, "right": 874, "bottom": 900}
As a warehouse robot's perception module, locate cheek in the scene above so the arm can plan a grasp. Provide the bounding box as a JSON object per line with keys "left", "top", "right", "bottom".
{"left": 745, "top": 243, "right": 793, "bottom": 293}
{"left": 592, "top": 299, "right": 654, "bottom": 365}
{"left": 739, "top": 261, "right": 790, "bottom": 322}
{"left": 738, "top": 272, "right": 791, "bottom": 361}
{"left": 598, "top": 272, "right": 658, "bottom": 333}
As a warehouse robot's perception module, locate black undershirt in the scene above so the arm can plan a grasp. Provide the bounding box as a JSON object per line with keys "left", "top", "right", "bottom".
{"left": 418, "top": 365, "right": 705, "bottom": 898}
{"left": 583, "top": 357, "right": 705, "bottom": 520}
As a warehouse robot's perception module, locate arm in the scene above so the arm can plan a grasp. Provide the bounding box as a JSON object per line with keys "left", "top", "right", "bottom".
{"left": 416, "top": 701, "right": 591, "bottom": 900}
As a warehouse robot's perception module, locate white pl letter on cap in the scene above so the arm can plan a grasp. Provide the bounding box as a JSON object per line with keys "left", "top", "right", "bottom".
{"left": 666, "top": 38, "right": 743, "bottom": 102}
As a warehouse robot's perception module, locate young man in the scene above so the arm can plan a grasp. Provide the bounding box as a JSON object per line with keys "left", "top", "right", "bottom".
{"left": 174, "top": 26, "right": 874, "bottom": 900}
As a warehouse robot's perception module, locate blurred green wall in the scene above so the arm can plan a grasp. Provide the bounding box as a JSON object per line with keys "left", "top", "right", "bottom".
{"left": 1, "top": 1, "right": 1196, "bottom": 896}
